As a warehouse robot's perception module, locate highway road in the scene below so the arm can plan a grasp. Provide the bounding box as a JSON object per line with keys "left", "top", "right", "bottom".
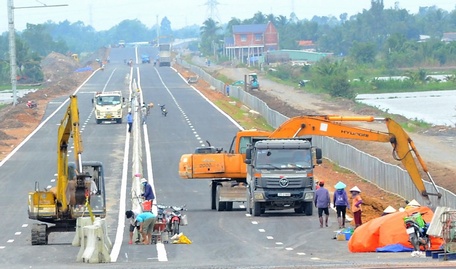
{"left": 0, "top": 46, "right": 449, "bottom": 268}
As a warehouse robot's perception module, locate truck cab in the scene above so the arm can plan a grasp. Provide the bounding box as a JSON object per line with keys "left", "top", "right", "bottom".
{"left": 92, "top": 91, "right": 124, "bottom": 124}
{"left": 245, "top": 139, "right": 322, "bottom": 216}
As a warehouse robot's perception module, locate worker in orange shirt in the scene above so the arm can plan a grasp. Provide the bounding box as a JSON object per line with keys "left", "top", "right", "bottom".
{"left": 350, "top": 186, "right": 363, "bottom": 229}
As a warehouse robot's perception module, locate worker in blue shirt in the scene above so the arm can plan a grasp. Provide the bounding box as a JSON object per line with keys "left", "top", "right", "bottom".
{"left": 141, "top": 178, "right": 155, "bottom": 201}
{"left": 135, "top": 211, "right": 156, "bottom": 245}
{"left": 127, "top": 111, "right": 133, "bottom": 133}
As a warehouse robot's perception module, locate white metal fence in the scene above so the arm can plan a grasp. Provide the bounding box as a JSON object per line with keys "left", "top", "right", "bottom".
{"left": 177, "top": 59, "right": 456, "bottom": 209}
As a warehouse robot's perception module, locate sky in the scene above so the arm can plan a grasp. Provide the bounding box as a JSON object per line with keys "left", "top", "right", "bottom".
{"left": 2, "top": 0, "right": 456, "bottom": 33}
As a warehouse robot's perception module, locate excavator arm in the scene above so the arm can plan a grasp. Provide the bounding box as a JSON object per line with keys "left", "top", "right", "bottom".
{"left": 269, "top": 115, "right": 441, "bottom": 201}
{"left": 56, "top": 95, "right": 83, "bottom": 212}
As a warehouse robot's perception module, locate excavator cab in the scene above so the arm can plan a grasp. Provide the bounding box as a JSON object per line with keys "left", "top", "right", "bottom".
{"left": 245, "top": 73, "right": 260, "bottom": 90}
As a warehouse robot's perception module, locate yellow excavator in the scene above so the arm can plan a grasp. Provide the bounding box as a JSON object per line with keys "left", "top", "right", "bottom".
{"left": 28, "top": 95, "right": 106, "bottom": 245}
{"left": 179, "top": 115, "right": 441, "bottom": 215}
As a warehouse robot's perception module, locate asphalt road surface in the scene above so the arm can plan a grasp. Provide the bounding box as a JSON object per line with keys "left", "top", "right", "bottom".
{"left": 0, "top": 46, "right": 453, "bottom": 269}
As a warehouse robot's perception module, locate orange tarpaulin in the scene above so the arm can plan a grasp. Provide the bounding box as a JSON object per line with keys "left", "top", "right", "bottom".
{"left": 348, "top": 206, "right": 444, "bottom": 252}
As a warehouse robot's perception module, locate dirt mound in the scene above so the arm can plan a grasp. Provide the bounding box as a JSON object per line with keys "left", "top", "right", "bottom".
{"left": 0, "top": 49, "right": 107, "bottom": 159}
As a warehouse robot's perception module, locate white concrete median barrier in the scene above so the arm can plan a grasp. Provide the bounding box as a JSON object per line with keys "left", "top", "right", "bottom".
{"left": 72, "top": 217, "right": 93, "bottom": 247}
{"left": 75, "top": 217, "right": 112, "bottom": 263}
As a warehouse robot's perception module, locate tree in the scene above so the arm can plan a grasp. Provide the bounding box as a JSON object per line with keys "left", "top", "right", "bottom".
{"left": 21, "top": 23, "right": 68, "bottom": 56}
{"left": 115, "top": 19, "right": 151, "bottom": 43}
{"left": 311, "top": 58, "right": 354, "bottom": 99}
{"left": 160, "top": 17, "right": 173, "bottom": 42}
{"left": 350, "top": 42, "right": 376, "bottom": 64}
{"left": 200, "top": 18, "right": 222, "bottom": 55}
{"left": 225, "top": 17, "right": 241, "bottom": 37}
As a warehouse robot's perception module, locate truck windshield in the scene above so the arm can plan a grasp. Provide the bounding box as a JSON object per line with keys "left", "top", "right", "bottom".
{"left": 255, "top": 148, "right": 312, "bottom": 169}
{"left": 96, "top": 96, "right": 121, "bottom": 106}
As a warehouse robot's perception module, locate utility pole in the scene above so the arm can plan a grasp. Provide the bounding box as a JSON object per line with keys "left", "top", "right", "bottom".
{"left": 6, "top": 0, "right": 67, "bottom": 106}
{"left": 7, "top": 0, "right": 17, "bottom": 106}
{"left": 156, "top": 15, "right": 159, "bottom": 45}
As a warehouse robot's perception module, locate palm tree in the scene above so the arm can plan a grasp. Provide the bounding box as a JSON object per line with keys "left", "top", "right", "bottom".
{"left": 200, "top": 18, "right": 222, "bottom": 55}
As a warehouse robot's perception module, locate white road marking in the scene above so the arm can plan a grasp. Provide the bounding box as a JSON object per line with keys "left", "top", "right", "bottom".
{"left": 15, "top": 232, "right": 21, "bottom": 235}
{"left": 156, "top": 243, "right": 168, "bottom": 262}
{"left": 266, "top": 236, "right": 274, "bottom": 240}
{"left": 258, "top": 229, "right": 265, "bottom": 232}
{"left": 22, "top": 224, "right": 28, "bottom": 228}
{"left": 251, "top": 221, "right": 258, "bottom": 224}
{"left": 7, "top": 240, "right": 13, "bottom": 243}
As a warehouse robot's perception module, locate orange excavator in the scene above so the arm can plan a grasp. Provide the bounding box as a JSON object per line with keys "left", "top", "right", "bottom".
{"left": 179, "top": 115, "right": 441, "bottom": 216}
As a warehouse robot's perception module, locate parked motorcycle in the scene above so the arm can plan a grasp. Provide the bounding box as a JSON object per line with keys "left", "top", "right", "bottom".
{"left": 298, "top": 80, "right": 306, "bottom": 87}
{"left": 26, "top": 100, "right": 37, "bottom": 109}
{"left": 159, "top": 104, "right": 167, "bottom": 116}
{"left": 163, "top": 205, "right": 187, "bottom": 235}
{"left": 404, "top": 212, "right": 430, "bottom": 251}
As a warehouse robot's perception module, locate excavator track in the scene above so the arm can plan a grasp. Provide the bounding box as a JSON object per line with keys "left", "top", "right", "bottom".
{"left": 31, "top": 223, "right": 48, "bottom": 245}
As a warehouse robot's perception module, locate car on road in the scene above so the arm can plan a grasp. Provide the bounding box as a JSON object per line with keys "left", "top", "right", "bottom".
{"left": 141, "top": 54, "right": 150, "bottom": 64}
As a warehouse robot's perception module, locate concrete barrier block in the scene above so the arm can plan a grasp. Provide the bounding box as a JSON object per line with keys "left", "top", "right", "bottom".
{"left": 249, "top": 110, "right": 260, "bottom": 119}
{"left": 81, "top": 224, "right": 111, "bottom": 263}
{"left": 240, "top": 105, "right": 250, "bottom": 112}
{"left": 81, "top": 226, "right": 97, "bottom": 263}
{"left": 72, "top": 217, "right": 93, "bottom": 247}
{"left": 95, "top": 218, "right": 112, "bottom": 251}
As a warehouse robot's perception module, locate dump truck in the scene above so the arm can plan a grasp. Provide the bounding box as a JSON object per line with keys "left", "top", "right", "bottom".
{"left": 158, "top": 43, "right": 171, "bottom": 67}
{"left": 179, "top": 115, "right": 441, "bottom": 216}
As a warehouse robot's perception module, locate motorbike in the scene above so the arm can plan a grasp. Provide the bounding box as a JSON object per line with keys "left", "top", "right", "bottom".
{"left": 26, "top": 100, "right": 37, "bottom": 109}
{"left": 404, "top": 212, "right": 430, "bottom": 252}
{"left": 298, "top": 80, "right": 306, "bottom": 87}
{"left": 159, "top": 104, "right": 167, "bottom": 116}
{"left": 163, "top": 205, "right": 186, "bottom": 235}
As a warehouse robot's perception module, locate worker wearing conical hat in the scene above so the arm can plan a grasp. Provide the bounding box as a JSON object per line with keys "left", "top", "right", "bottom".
{"left": 333, "top": 181, "right": 349, "bottom": 229}
{"left": 350, "top": 186, "right": 363, "bottom": 228}
{"left": 405, "top": 199, "right": 421, "bottom": 210}
{"left": 382, "top": 205, "right": 397, "bottom": 216}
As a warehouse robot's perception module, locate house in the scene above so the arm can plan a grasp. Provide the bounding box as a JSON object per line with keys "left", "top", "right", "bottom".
{"left": 265, "top": 50, "right": 332, "bottom": 65}
{"left": 441, "top": 32, "right": 456, "bottom": 42}
{"left": 297, "top": 40, "right": 316, "bottom": 51}
{"left": 224, "top": 21, "right": 279, "bottom": 65}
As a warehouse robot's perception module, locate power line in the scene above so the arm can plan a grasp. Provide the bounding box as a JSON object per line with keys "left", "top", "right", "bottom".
{"left": 204, "top": 0, "right": 221, "bottom": 23}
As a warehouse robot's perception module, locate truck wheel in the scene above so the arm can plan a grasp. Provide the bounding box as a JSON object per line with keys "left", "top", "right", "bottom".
{"left": 304, "top": 202, "right": 313, "bottom": 216}
{"left": 294, "top": 203, "right": 304, "bottom": 214}
{"left": 252, "top": 201, "right": 261, "bottom": 216}
{"left": 96, "top": 119, "right": 102, "bottom": 124}
{"left": 215, "top": 185, "right": 226, "bottom": 211}
{"left": 226, "top": 202, "right": 233, "bottom": 211}
{"left": 210, "top": 183, "right": 217, "bottom": 210}
{"left": 117, "top": 118, "right": 122, "bottom": 124}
